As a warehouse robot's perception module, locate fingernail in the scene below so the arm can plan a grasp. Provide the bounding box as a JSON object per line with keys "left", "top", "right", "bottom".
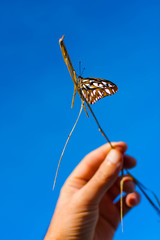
{"left": 115, "top": 146, "right": 126, "bottom": 154}
{"left": 107, "top": 149, "right": 122, "bottom": 166}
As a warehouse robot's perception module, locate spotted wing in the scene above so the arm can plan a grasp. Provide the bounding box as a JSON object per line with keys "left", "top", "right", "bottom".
{"left": 80, "top": 77, "right": 118, "bottom": 104}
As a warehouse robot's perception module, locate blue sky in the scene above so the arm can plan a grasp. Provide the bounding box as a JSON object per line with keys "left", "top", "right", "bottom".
{"left": 0, "top": 0, "right": 160, "bottom": 239}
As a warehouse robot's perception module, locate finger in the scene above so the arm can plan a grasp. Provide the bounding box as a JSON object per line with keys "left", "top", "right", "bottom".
{"left": 123, "top": 155, "right": 137, "bottom": 169}
{"left": 115, "top": 192, "right": 141, "bottom": 216}
{"left": 106, "top": 155, "right": 137, "bottom": 200}
{"left": 67, "top": 142, "right": 127, "bottom": 186}
{"left": 108, "top": 175, "right": 136, "bottom": 201}
{"left": 80, "top": 148, "right": 126, "bottom": 203}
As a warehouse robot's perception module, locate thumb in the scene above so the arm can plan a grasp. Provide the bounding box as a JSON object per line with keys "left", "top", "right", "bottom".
{"left": 81, "top": 148, "right": 124, "bottom": 204}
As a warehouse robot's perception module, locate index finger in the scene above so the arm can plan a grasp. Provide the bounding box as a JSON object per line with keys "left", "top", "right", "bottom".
{"left": 68, "top": 141, "right": 127, "bottom": 183}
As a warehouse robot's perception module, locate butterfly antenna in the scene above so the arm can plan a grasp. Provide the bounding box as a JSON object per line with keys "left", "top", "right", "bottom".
{"left": 53, "top": 103, "right": 83, "bottom": 190}
{"left": 76, "top": 73, "right": 79, "bottom": 79}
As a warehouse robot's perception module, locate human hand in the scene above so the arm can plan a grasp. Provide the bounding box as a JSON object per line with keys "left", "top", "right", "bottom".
{"left": 45, "top": 142, "right": 140, "bottom": 240}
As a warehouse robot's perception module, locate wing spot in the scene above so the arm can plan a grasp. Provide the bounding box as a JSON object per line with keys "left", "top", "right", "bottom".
{"left": 105, "top": 89, "right": 110, "bottom": 94}
{"left": 102, "top": 81, "right": 107, "bottom": 85}
{"left": 98, "top": 90, "right": 102, "bottom": 96}
{"left": 93, "top": 82, "right": 99, "bottom": 87}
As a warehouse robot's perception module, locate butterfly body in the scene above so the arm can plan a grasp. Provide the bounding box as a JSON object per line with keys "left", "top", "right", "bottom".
{"left": 78, "top": 76, "right": 118, "bottom": 104}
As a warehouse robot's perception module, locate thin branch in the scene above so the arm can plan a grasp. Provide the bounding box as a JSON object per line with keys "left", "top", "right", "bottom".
{"left": 58, "top": 35, "right": 160, "bottom": 215}
{"left": 84, "top": 100, "right": 113, "bottom": 148}
{"left": 53, "top": 103, "right": 83, "bottom": 190}
{"left": 127, "top": 170, "right": 160, "bottom": 214}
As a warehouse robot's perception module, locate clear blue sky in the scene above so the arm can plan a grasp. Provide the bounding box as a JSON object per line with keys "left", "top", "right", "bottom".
{"left": 0, "top": 0, "right": 160, "bottom": 239}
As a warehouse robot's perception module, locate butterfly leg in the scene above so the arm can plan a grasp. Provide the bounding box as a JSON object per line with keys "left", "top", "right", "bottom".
{"left": 81, "top": 100, "right": 89, "bottom": 118}
{"left": 71, "top": 85, "right": 77, "bottom": 108}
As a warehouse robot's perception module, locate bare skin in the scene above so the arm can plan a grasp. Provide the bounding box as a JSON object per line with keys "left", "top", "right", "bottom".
{"left": 45, "top": 142, "right": 141, "bottom": 240}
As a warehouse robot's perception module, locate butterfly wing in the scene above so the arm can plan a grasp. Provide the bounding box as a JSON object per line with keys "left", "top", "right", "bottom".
{"left": 79, "top": 77, "right": 118, "bottom": 104}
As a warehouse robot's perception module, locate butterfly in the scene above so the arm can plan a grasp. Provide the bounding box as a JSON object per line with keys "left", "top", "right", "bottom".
{"left": 78, "top": 76, "right": 118, "bottom": 105}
